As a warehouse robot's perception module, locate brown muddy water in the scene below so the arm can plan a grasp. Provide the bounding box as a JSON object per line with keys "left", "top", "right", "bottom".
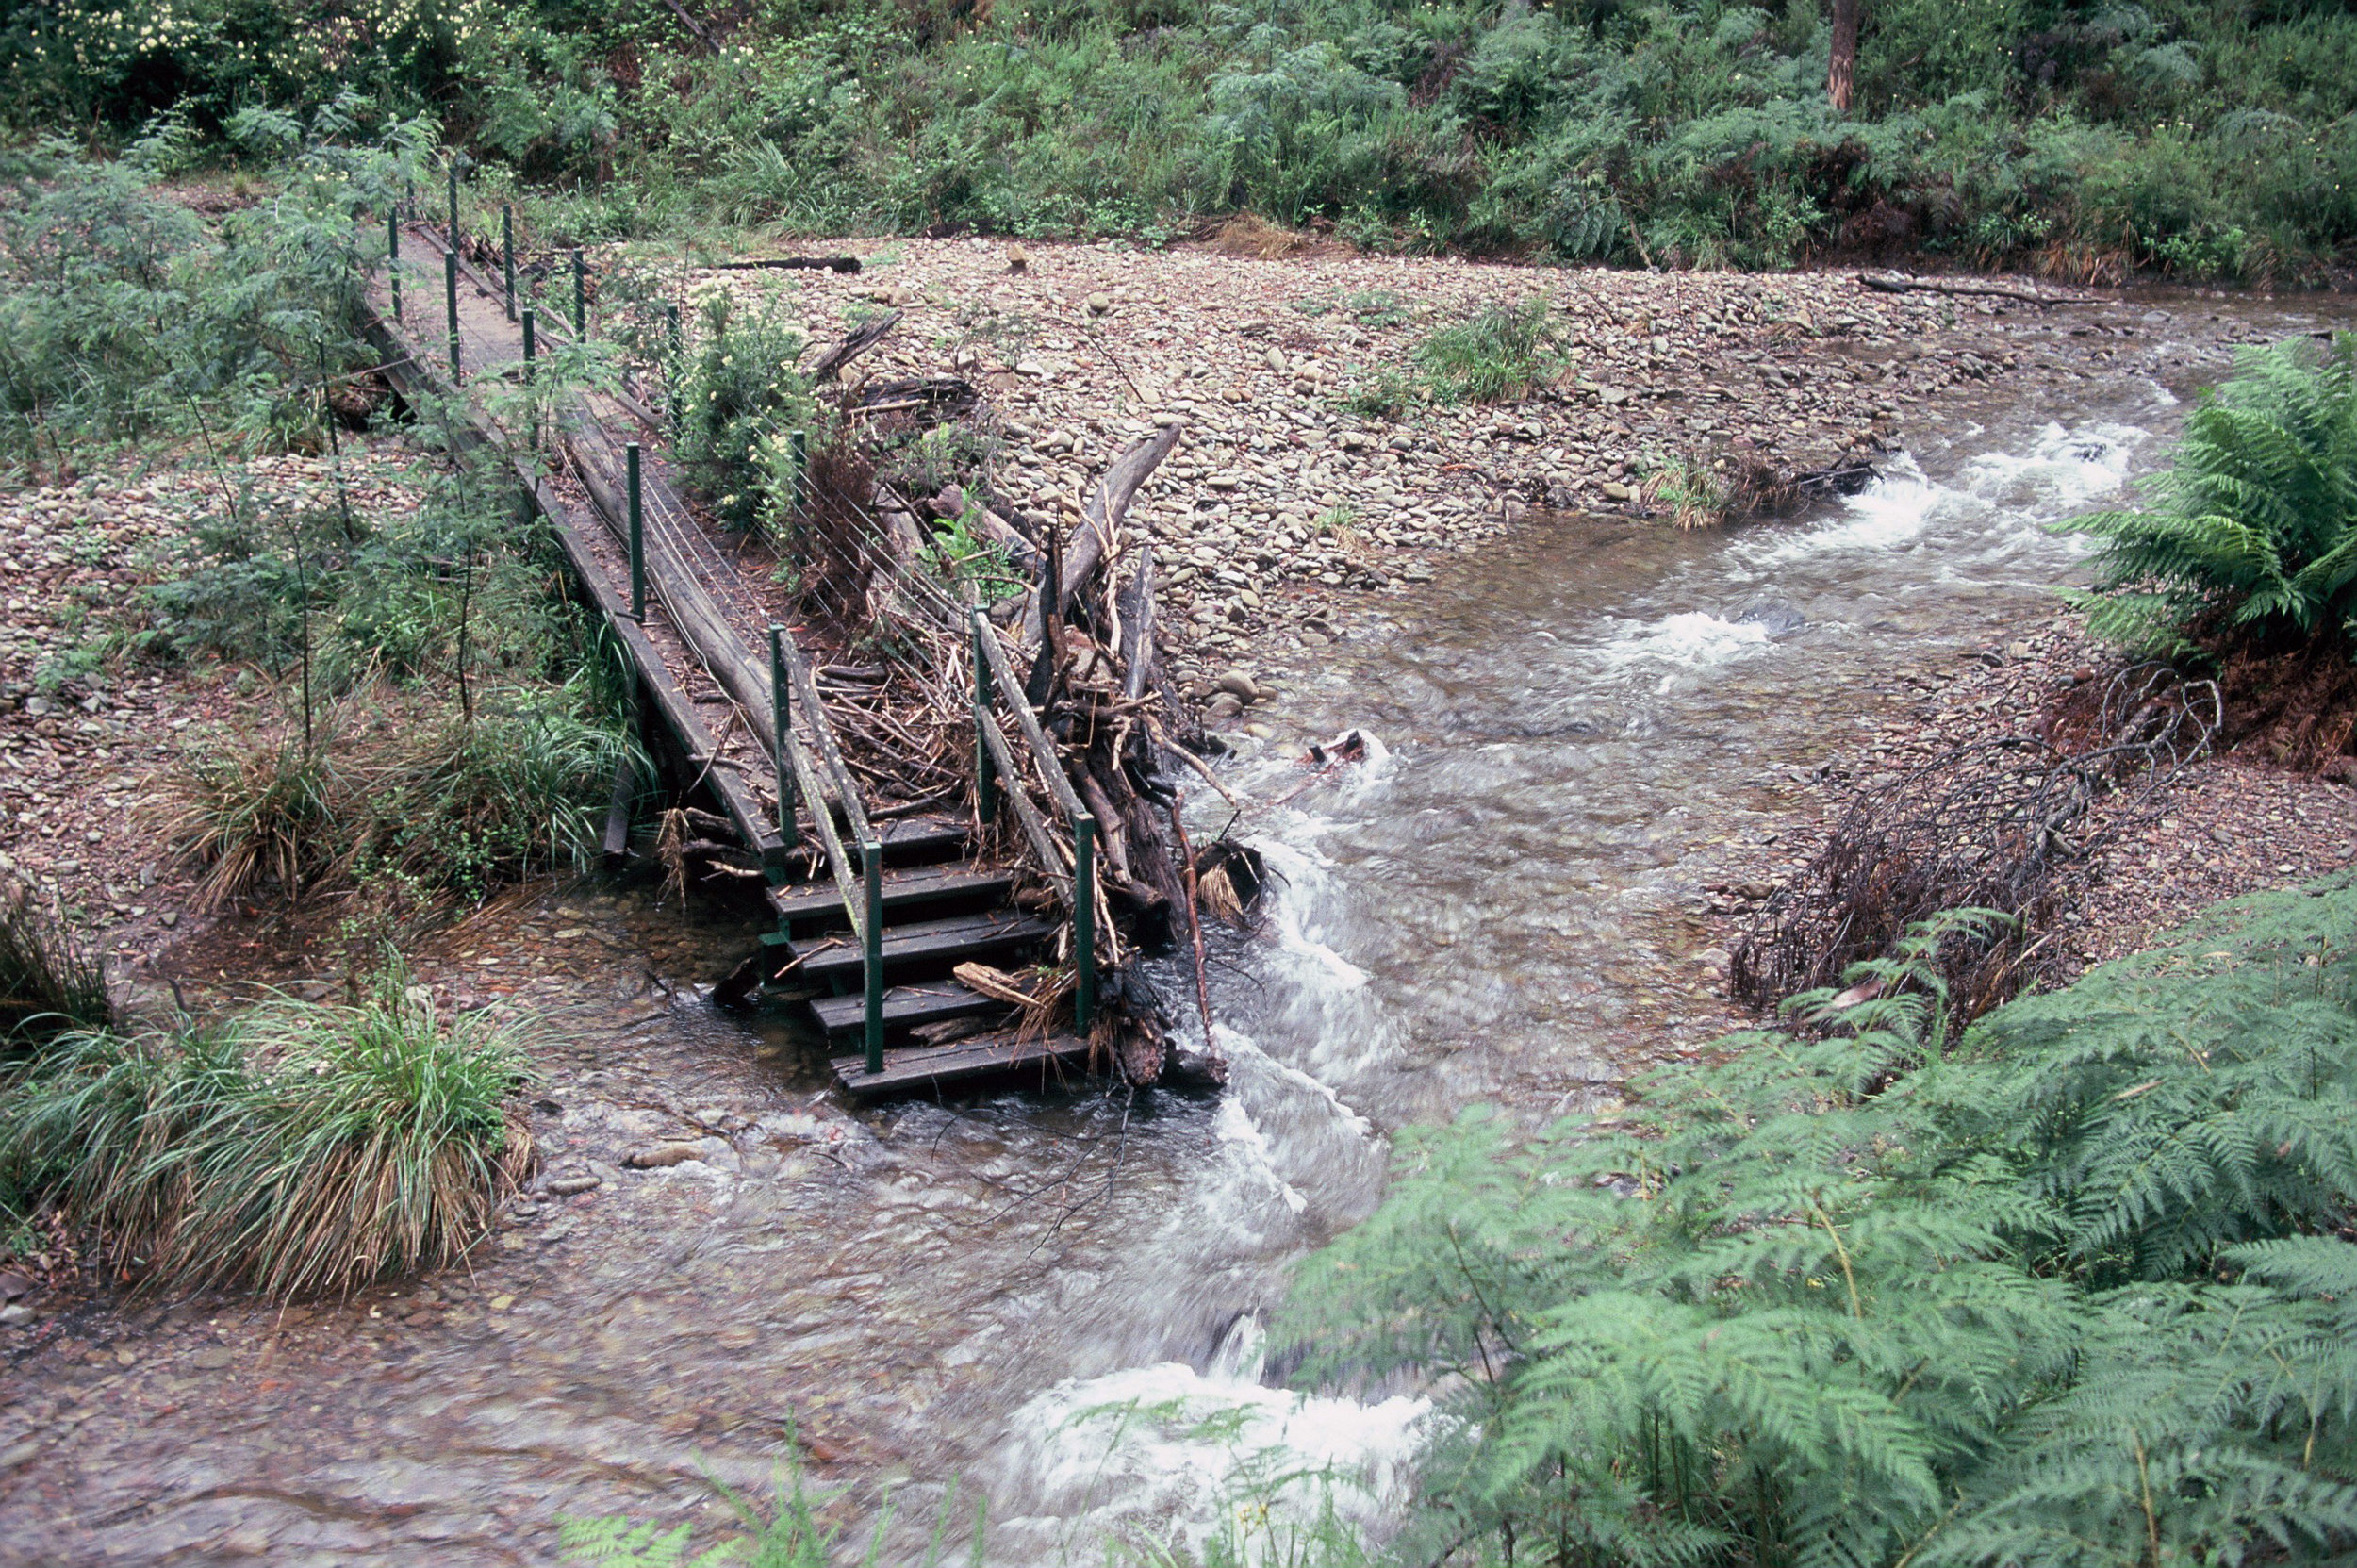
{"left": 0, "top": 294, "right": 2343, "bottom": 1566}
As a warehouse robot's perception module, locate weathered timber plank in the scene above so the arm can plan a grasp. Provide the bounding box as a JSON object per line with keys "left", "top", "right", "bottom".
{"left": 788, "top": 911, "right": 1055, "bottom": 980}
{"left": 808, "top": 983, "right": 1011, "bottom": 1036}
{"left": 362, "top": 310, "right": 782, "bottom": 861}
{"left": 831, "top": 1032, "right": 1095, "bottom": 1096}
{"left": 768, "top": 868, "right": 1010, "bottom": 926}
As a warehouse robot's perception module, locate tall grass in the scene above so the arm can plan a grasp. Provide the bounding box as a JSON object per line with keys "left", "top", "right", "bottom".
{"left": 157, "top": 682, "right": 637, "bottom": 908}
{"left": 0, "top": 897, "right": 109, "bottom": 1056}
{"left": 0, "top": 963, "right": 534, "bottom": 1298}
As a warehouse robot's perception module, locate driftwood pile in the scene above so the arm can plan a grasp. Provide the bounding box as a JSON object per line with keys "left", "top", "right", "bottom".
{"left": 1732, "top": 662, "right": 2219, "bottom": 1022}
{"left": 771, "top": 313, "right": 1232, "bottom": 1085}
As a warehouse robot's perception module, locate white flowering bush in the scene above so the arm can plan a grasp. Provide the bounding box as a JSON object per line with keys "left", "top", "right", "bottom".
{"left": 672, "top": 284, "right": 817, "bottom": 537}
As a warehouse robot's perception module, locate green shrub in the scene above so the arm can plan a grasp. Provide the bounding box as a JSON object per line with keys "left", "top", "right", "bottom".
{"left": 674, "top": 284, "right": 819, "bottom": 536}
{"left": 1415, "top": 300, "right": 1563, "bottom": 404}
{"left": 0, "top": 106, "right": 434, "bottom": 470}
{"left": 18, "top": 0, "right": 2357, "bottom": 280}
{"left": 2065, "top": 332, "right": 2357, "bottom": 657}
{"left": 1288, "top": 888, "right": 2357, "bottom": 1567}
{"left": 0, "top": 962, "right": 533, "bottom": 1299}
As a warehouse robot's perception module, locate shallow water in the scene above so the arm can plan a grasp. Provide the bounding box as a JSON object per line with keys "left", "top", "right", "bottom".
{"left": 3, "top": 296, "right": 2341, "bottom": 1567}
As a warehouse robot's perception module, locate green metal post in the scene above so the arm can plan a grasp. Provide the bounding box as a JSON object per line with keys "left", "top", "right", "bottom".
{"left": 1074, "top": 815, "right": 1097, "bottom": 1031}
{"left": 788, "top": 428, "right": 807, "bottom": 515}
{"left": 862, "top": 841, "right": 885, "bottom": 1074}
{"left": 626, "top": 443, "right": 646, "bottom": 621}
{"left": 447, "top": 164, "right": 459, "bottom": 249}
{"left": 971, "top": 615, "right": 998, "bottom": 827}
{"left": 444, "top": 251, "right": 460, "bottom": 384}
{"left": 571, "top": 250, "right": 586, "bottom": 338}
{"left": 501, "top": 205, "right": 516, "bottom": 322}
{"left": 768, "top": 627, "right": 798, "bottom": 848}
{"left": 520, "top": 307, "right": 537, "bottom": 452}
{"left": 387, "top": 210, "right": 402, "bottom": 322}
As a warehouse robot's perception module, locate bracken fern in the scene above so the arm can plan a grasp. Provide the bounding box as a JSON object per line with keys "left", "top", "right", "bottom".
{"left": 1287, "top": 881, "right": 2357, "bottom": 1567}
{"left": 2065, "top": 333, "right": 2357, "bottom": 657}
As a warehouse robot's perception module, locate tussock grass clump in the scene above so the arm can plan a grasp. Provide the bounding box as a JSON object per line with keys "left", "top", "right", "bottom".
{"left": 0, "top": 966, "right": 534, "bottom": 1299}
{"left": 0, "top": 896, "right": 109, "bottom": 1055}
{"left": 1414, "top": 301, "right": 1564, "bottom": 405}
{"left": 163, "top": 722, "right": 347, "bottom": 909}
{"left": 157, "top": 684, "right": 635, "bottom": 908}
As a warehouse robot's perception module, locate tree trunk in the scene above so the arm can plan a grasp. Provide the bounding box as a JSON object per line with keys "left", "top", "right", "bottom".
{"left": 1827, "top": 0, "right": 1859, "bottom": 112}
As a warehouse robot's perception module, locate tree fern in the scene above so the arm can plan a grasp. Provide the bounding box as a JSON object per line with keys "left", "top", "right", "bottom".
{"left": 1285, "top": 879, "right": 2357, "bottom": 1565}
{"left": 2065, "top": 333, "right": 2357, "bottom": 653}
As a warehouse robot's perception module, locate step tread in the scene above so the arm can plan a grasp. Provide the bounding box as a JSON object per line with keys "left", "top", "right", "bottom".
{"left": 787, "top": 911, "right": 1056, "bottom": 979}
{"left": 872, "top": 815, "right": 969, "bottom": 858}
{"left": 808, "top": 982, "right": 1011, "bottom": 1035}
{"left": 766, "top": 867, "right": 1011, "bottom": 926}
{"left": 832, "top": 1032, "right": 1095, "bottom": 1096}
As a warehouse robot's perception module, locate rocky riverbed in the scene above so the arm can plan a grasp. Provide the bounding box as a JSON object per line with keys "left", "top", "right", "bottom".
{"left": 688, "top": 236, "right": 2213, "bottom": 709}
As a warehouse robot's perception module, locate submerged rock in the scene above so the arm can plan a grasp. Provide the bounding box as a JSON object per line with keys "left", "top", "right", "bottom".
{"left": 1734, "top": 601, "right": 1807, "bottom": 637}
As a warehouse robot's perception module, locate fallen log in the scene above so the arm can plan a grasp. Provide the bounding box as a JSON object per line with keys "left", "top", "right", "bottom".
{"left": 844, "top": 374, "right": 979, "bottom": 425}
{"left": 807, "top": 309, "right": 902, "bottom": 385}
{"left": 660, "top": 0, "right": 723, "bottom": 56}
{"left": 1857, "top": 272, "right": 2098, "bottom": 306}
{"left": 1014, "top": 422, "right": 1183, "bottom": 647}
{"left": 706, "top": 256, "right": 862, "bottom": 274}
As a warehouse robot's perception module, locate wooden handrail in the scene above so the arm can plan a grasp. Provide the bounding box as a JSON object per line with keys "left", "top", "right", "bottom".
{"left": 970, "top": 607, "right": 1096, "bottom": 1029}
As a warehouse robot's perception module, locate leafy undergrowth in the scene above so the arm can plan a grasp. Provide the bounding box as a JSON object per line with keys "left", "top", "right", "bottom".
{"left": 0, "top": 961, "right": 534, "bottom": 1299}
{"left": 1414, "top": 302, "right": 1565, "bottom": 406}
{"left": 560, "top": 1461, "right": 981, "bottom": 1568}
{"left": 19, "top": 0, "right": 2357, "bottom": 282}
{"left": 1289, "top": 887, "right": 2357, "bottom": 1567}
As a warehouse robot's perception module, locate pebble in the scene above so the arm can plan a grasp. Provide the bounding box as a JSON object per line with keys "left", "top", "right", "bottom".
{"left": 622, "top": 1143, "right": 704, "bottom": 1169}
{"left": 690, "top": 239, "right": 2059, "bottom": 670}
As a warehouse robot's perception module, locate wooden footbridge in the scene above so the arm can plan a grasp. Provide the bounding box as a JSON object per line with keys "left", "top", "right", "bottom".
{"left": 362, "top": 202, "right": 1120, "bottom": 1097}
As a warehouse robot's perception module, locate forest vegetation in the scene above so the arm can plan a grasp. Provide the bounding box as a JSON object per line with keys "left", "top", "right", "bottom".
{"left": 6, "top": 0, "right": 2357, "bottom": 282}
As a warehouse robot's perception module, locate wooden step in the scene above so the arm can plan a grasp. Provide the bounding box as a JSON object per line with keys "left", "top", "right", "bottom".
{"left": 832, "top": 1032, "right": 1096, "bottom": 1097}
{"left": 766, "top": 867, "right": 1011, "bottom": 928}
{"left": 872, "top": 815, "right": 970, "bottom": 865}
{"left": 808, "top": 981, "right": 1010, "bottom": 1038}
{"left": 787, "top": 911, "right": 1056, "bottom": 982}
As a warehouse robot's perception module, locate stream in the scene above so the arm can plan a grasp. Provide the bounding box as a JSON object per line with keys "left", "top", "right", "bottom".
{"left": 2, "top": 295, "right": 2338, "bottom": 1567}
